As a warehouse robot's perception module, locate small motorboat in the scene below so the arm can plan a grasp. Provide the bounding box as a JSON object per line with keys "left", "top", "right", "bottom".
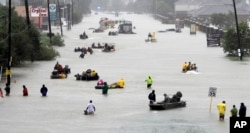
{"left": 50, "top": 73, "right": 67, "bottom": 79}
{"left": 149, "top": 91, "right": 186, "bottom": 110}
{"left": 149, "top": 100, "right": 186, "bottom": 110}
{"left": 145, "top": 38, "right": 157, "bottom": 43}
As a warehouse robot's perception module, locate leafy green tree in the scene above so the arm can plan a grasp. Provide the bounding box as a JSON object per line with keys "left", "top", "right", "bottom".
{"left": 211, "top": 12, "right": 234, "bottom": 29}
{"left": 37, "top": 34, "right": 59, "bottom": 60}
{"left": 222, "top": 21, "right": 250, "bottom": 56}
{"left": 0, "top": 5, "right": 59, "bottom": 67}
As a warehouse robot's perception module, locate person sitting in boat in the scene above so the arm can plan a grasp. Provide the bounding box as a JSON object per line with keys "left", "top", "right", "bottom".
{"left": 187, "top": 62, "right": 192, "bottom": 71}
{"left": 75, "top": 73, "right": 81, "bottom": 80}
{"left": 151, "top": 32, "right": 156, "bottom": 40}
{"left": 87, "top": 47, "right": 93, "bottom": 54}
{"left": 182, "top": 62, "right": 188, "bottom": 72}
{"left": 54, "top": 61, "right": 59, "bottom": 70}
{"left": 91, "top": 70, "right": 97, "bottom": 77}
{"left": 163, "top": 93, "right": 170, "bottom": 103}
{"left": 64, "top": 65, "right": 70, "bottom": 74}
{"left": 104, "top": 43, "right": 109, "bottom": 50}
{"left": 117, "top": 78, "right": 125, "bottom": 88}
{"left": 97, "top": 79, "right": 104, "bottom": 85}
{"left": 158, "top": 93, "right": 170, "bottom": 104}
{"left": 82, "top": 31, "right": 88, "bottom": 38}
{"left": 81, "top": 47, "right": 87, "bottom": 54}
{"left": 148, "top": 32, "right": 152, "bottom": 40}
{"left": 91, "top": 43, "right": 96, "bottom": 48}
{"left": 191, "top": 63, "right": 198, "bottom": 71}
{"left": 97, "top": 42, "right": 102, "bottom": 48}
{"left": 57, "top": 64, "right": 64, "bottom": 73}
{"left": 170, "top": 91, "right": 182, "bottom": 103}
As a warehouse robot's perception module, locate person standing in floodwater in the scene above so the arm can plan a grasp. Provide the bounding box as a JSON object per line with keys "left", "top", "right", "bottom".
{"left": 217, "top": 101, "right": 226, "bottom": 121}
{"left": 22, "top": 85, "right": 28, "bottom": 96}
{"left": 145, "top": 76, "right": 153, "bottom": 89}
{"left": 239, "top": 102, "right": 247, "bottom": 117}
{"left": 40, "top": 84, "right": 48, "bottom": 97}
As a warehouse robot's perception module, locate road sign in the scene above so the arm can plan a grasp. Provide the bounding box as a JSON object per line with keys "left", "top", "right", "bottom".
{"left": 30, "top": 7, "right": 48, "bottom": 17}
{"left": 49, "top": 4, "right": 56, "bottom": 12}
{"left": 49, "top": 4, "right": 57, "bottom": 21}
{"left": 208, "top": 87, "right": 217, "bottom": 97}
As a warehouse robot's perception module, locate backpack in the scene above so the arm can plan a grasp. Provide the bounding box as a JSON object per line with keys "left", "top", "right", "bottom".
{"left": 148, "top": 93, "right": 153, "bottom": 100}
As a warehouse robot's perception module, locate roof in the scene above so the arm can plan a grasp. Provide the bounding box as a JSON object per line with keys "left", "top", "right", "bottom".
{"left": 175, "top": 0, "right": 203, "bottom": 5}
{"left": 190, "top": 4, "right": 249, "bottom": 15}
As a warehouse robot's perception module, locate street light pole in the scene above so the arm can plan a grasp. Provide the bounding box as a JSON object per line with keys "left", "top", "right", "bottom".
{"left": 232, "top": 0, "right": 243, "bottom": 61}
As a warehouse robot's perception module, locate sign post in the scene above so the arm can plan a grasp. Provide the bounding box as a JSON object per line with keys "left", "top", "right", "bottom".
{"left": 208, "top": 87, "right": 217, "bottom": 112}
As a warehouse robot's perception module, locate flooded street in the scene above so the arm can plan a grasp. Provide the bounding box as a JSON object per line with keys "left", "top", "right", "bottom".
{"left": 1, "top": 12, "right": 250, "bottom": 133}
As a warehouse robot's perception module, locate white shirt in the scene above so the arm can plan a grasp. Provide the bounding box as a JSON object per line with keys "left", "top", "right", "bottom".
{"left": 87, "top": 103, "right": 95, "bottom": 113}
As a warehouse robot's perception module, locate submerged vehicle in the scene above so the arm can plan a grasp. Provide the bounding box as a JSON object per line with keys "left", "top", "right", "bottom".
{"left": 149, "top": 91, "right": 186, "bottom": 110}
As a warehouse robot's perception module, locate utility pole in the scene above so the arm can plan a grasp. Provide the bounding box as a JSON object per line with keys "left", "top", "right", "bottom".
{"left": 57, "top": 0, "right": 63, "bottom": 36}
{"left": 6, "top": 0, "right": 12, "bottom": 95}
{"left": 71, "top": 0, "right": 73, "bottom": 26}
{"left": 47, "top": 0, "right": 52, "bottom": 44}
{"left": 232, "top": 0, "right": 243, "bottom": 61}
{"left": 67, "top": 3, "right": 71, "bottom": 30}
{"left": 24, "top": 0, "right": 31, "bottom": 27}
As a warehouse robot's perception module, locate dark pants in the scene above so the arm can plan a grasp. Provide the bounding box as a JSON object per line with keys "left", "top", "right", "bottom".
{"left": 147, "top": 84, "right": 152, "bottom": 88}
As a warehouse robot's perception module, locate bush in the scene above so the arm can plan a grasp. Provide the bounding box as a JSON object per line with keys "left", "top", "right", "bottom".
{"left": 51, "top": 33, "right": 65, "bottom": 47}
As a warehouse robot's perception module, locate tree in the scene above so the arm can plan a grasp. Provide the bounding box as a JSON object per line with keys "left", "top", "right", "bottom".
{"left": 222, "top": 21, "right": 250, "bottom": 56}
{"left": 0, "top": 5, "right": 59, "bottom": 67}
{"left": 211, "top": 12, "right": 234, "bottom": 29}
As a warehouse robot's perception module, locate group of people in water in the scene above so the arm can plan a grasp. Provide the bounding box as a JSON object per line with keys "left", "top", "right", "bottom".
{"left": 217, "top": 100, "right": 247, "bottom": 121}
{"left": 0, "top": 84, "right": 48, "bottom": 97}
{"left": 182, "top": 61, "right": 198, "bottom": 72}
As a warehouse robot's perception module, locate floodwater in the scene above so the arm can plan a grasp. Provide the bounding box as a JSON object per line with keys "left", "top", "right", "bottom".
{"left": 1, "top": 12, "right": 250, "bottom": 133}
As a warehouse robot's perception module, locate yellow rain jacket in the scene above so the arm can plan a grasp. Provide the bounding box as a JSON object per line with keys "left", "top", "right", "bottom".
{"left": 118, "top": 78, "right": 125, "bottom": 88}
{"left": 217, "top": 102, "right": 226, "bottom": 115}
{"left": 182, "top": 62, "right": 187, "bottom": 71}
{"left": 152, "top": 32, "right": 156, "bottom": 40}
